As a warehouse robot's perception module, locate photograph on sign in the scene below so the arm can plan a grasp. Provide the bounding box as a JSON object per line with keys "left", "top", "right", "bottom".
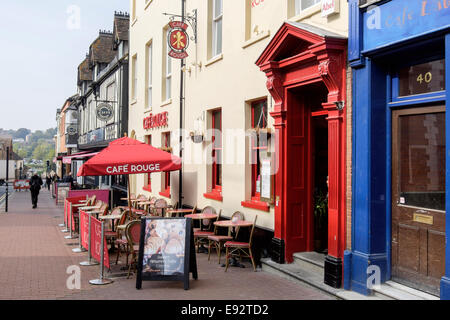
{"left": 143, "top": 218, "right": 186, "bottom": 276}
{"left": 136, "top": 217, "right": 197, "bottom": 290}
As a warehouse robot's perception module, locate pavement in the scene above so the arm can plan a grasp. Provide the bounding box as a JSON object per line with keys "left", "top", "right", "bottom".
{"left": 0, "top": 189, "right": 336, "bottom": 300}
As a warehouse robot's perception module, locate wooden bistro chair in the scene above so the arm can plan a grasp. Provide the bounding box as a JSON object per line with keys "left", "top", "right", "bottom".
{"left": 111, "top": 209, "right": 133, "bottom": 265}
{"left": 194, "top": 206, "right": 218, "bottom": 252}
{"left": 125, "top": 220, "right": 142, "bottom": 278}
{"left": 224, "top": 216, "right": 258, "bottom": 272}
{"left": 103, "top": 207, "right": 124, "bottom": 242}
{"left": 207, "top": 211, "right": 241, "bottom": 264}
{"left": 153, "top": 198, "right": 168, "bottom": 217}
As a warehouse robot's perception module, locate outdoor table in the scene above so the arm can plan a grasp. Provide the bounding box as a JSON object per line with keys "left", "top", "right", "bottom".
{"left": 168, "top": 209, "right": 197, "bottom": 218}
{"left": 78, "top": 205, "right": 101, "bottom": 211}
{"left": 214, "top": 220, "right": 254, "bottom": 268}
{"left": 186, "top": 213, "right": 218, "bottom": 253}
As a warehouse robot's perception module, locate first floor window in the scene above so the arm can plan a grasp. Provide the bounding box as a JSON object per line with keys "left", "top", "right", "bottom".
{"left": 295, "top": 0, "right": 320, "bottom": 15}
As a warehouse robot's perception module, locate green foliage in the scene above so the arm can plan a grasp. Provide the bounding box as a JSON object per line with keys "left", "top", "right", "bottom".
{"left": 5, "top": 127, "right": 57, "bottom": 162}
{"left": 314, "top": 191, "right": 328, "bottom": 230}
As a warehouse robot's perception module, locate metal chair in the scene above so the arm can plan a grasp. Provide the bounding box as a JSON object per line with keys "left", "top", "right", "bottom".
{"left": 154, "top": 198, "right": 168, "bottom": 217}
{"left": 194, "top": 206, "right": 217, "bottom": 252}
{"left": 208, "top": 211, "right": 243, "bottom": 264}
{"left": 125, "top": 220, "right": 142, "bottom": 278}
{"left": 224, "top": 216, "right": 258, "bottom": 272}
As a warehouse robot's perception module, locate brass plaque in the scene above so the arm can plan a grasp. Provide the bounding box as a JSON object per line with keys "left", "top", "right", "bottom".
{"left": 413, "top": 213, "right": 433, "bottom": 225}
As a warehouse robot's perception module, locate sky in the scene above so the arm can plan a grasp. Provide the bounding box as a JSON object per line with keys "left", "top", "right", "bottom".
{"left": 0, "top": 0, "right": 129, "bottom": 132}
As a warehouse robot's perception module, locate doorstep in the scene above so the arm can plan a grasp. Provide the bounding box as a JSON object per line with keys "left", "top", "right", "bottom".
{"left": 261, "top": 252, "right": 382, "bottom": 300}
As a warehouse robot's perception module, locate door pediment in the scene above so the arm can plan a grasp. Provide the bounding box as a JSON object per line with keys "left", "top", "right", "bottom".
{"left": 256, "top": 22, "right": 346, "bottom": 70}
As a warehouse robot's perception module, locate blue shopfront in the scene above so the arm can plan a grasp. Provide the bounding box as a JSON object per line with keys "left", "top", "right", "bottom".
{"left": 345, "top": 0, "right": 450, "bottom": 299}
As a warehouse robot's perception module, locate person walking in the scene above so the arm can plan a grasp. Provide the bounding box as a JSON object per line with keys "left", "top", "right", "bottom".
{"left": 30, "top": 174, "right": 43, "bottom": 209}
{"left": 46, "top": 175, "right": 51, "bottom": 191}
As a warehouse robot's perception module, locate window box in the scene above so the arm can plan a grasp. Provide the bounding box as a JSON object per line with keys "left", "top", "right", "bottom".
{"left": 159, "top": 187, "right": 170, "bottom": 198}
{"left": 241, "top": 200, "right": 270, "bottom": 212}
{"left": 204, "top": 188, "right": 223, "bottom": 202}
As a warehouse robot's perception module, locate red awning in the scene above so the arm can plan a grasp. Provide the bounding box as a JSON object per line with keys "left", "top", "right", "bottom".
{"left": 77, "top": 137, "right": 182, "bottom": 177}
{"left": 62, "top": 151, "right": 99, "bottom": 164}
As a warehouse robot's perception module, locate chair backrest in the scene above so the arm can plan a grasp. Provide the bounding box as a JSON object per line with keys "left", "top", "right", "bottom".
{"left": 213, "top": 209, "right": 222, "bottom": 234}
{"left": 155, "top": 199, "right": 168, "bottom": 208}
{"left": 231, "top": 211, "right": 244, "bottom": 222}
{"left": 231, "top": 211, "right": 245, "bottom": 238}
{"left": 154, "top": 199, "right": 168, "bottom": 216}
{"left": 118, "top": 209, "right": 130, "bottom": 227}
{"left": 248, "top": 216, "right": 258, "bottom": 246}
{"left": 100, "top": 202, "right": 109, "bottom": 216}
{"left": 201, "top": 206, "right": 216, "bottom": 229}
{"left": 201, "top": 206, "right": 216, "bottom": 214}
{"left": 110, "top": 207, "right": 122, "bottom": 216}
{"left": 126, "top": 220, "right": 141, "bottom": 246}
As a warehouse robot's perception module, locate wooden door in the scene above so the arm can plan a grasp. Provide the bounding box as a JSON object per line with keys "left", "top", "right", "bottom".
{"left": 391, "top": 106, "right": 446, "bottom": 295}
{"left": 286, "top": 90, "right": 313, "bottom": 253}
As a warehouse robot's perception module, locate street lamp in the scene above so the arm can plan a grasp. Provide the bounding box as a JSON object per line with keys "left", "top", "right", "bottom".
{"left": 0, "top": 144, "right": 10, "bottom": 212}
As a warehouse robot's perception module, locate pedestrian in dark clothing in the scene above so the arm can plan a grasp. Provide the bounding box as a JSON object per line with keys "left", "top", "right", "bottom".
{"left": 30, "top": 174, "right": 43, "bottom": 209}
{"left": 46, "top": 176, "right": 51, "bottom": 191}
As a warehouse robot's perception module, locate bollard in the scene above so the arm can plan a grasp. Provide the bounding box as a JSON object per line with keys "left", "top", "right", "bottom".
{"left": 80, "top": 214, "right": 99, "bottom": 266}
{"left": 89, "top": 221, "right": 113, "bottom": 285}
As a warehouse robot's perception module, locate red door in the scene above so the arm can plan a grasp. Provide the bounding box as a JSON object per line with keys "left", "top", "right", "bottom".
{"left": 285, "top": 90, "right": 313, "bottom": 255}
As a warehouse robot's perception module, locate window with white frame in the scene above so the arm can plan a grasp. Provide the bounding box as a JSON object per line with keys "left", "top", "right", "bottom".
{"left": 295, "top": 0, "right": 321, "bottom": 15}
{"left": 212, "top": 0, "right": 223, "bottom": 57}
{"left": 146, "top": 42, "right": 153, "bottom": 108}
{"left": 165, "top": 47, "right": 172, "bottom": 101}
{"left": 132, "top": 54, "right": 138, "bottom": 101}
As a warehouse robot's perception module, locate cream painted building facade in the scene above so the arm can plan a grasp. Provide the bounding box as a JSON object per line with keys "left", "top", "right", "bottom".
{"left": 128, "top": 0, "right": 349, "bottom": 233}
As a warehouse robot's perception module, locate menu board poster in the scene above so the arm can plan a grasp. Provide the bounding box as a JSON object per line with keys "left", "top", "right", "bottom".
{"left": 56, "top": 183, "right": 71, "bottom": 205}
{"left": 260, "top": 159, "right": 273, "bottom": 204}
{"left": 136, "top": 217, "right": 197, "bottom": 290}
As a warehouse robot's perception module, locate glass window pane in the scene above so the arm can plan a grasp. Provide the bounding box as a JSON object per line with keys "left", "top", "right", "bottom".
{"left": 301, "top": 0, "right": 320, "bottom": 10}
{"left": 166, "top": 76, "right": 171, "bottom": 99}
{"left": 214, "top": 0, "right": 223, "bottom": 18}
{"left": 399, "top": 112, "right": 445, "bottom": 211}
{"left": 215, "top": 19, "right": 222, "bottom": 55}
{"left": 398, "top": 59, "right": 445, "bottom": 97}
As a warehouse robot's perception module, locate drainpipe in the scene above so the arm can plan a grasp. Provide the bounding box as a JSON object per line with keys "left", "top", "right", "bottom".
{"left": 179, "top": 0, "right": 186, "bottom": 208}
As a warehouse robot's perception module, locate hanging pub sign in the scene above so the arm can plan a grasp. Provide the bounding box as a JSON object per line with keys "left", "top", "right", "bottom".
{"left": 136, "top": 217, "right": 198, "bottom": 290}
{"left": 167, "top": 21, "right": 189, "bottom": 59}
{"left": 96, "top": 103, "right": 114, "bottom": 122}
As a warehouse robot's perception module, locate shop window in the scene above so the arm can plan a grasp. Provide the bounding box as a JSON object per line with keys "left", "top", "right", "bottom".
{"left": 144, "top": 135, "right": 152, "bottom": 192}
{"left": 160, "top": 132, "right": 171, "bottom": 198}
{"left": 204, "top": 109, "right": 223, "bottom": 201}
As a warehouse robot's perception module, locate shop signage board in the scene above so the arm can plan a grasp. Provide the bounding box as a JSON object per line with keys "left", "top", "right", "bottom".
{"left": 136, "top": 217, "right": 198, "bottom": 290}
{"left": 90, "top": 216, "right": 110, "bottom": 269}
{"left": 143, "top": 112, "right": 169, "bottom": 130}
{"left": 260, "top": 159, "right": 273, "bottom": 203}
{"left": 96, "top": 103, "right": 114, "bottom": 122}
{"left": 363, "top": 0, "right": 450, "bottom": 52}
{"left": 167, "top": 21, "right": 189, "bottom": 59}
{"left": 56, "top": 182, "right": 71, "bottom": 205}
{"left": 321, "top": 0, "right": 340, "bottom": 17}
{"left": 79, "top": 210, "right": 90, "bottom": 250}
